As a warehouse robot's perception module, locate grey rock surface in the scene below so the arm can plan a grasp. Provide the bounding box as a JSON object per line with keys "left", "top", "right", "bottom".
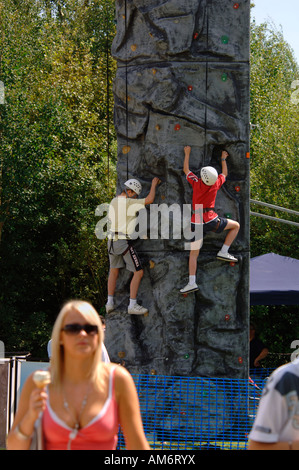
{"left": 105, "top": 0, "right": 250, "bottom": 379}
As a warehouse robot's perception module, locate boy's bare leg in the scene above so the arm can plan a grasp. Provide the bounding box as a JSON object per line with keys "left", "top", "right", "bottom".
{"left": 189, "top": 246, "right": 200, "bottom": 276}
{"left": 223, "top": 219, "right": 240, "bottom": 246}
{"left": 130, "top": 269, "right": 144, "bottom": 299}
{"left": 106, "top": 268, "right": 119, "bottom": 312}
{"left": 180, "top": 240, "right": 202, "bottom": 293}
{"left": 217, "top": 220, "right": 240, "bottom": 262}
{"left": 128, "top": 270, "right": 148, "bottom": 314}
{"left": 107, "top": 267, "right": 119, "bottom": 296}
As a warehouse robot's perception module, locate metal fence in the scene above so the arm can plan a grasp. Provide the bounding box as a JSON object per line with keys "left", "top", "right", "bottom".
{"left": 117, "top": 370, "right": 270, "bottom": 450}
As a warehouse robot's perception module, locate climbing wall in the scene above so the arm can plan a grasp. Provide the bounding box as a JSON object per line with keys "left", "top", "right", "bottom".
{"left": 105, "top": 0, "right": 250, "bottom": 379}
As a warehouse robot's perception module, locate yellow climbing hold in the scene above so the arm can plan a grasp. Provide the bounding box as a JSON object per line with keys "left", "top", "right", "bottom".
{"left": 122, "top": 145, "right": 131, "bottom": 154}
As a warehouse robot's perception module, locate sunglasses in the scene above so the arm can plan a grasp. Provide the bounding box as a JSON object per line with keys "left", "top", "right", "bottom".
{"left": 61, "top": 323, "right": 99, "bottom": 335}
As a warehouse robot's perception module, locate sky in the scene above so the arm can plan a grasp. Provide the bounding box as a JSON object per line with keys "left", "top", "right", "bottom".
{"left": 251, "top": 0, "right": 299, "bottom": 63}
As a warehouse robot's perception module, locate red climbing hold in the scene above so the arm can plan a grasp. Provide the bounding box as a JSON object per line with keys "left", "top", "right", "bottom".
{"left": 233, "top": 3, "right": 240, "bottom": 9}
{"left": 188, "top": 85, "right": 193, "bottom": 91}
{"left": 174, "top": 124, "right": 181, "bottom": 131}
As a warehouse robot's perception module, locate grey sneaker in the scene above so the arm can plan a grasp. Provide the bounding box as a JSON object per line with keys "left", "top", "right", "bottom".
{"left": 128, "top": 303, "right": 148, "bottom": 315}
{"left": 180, "top": 282, "right": 198, "bottom": 294}
{"left": 105, "top": 303, "right": 115, "bottom": 314}
{"left": 217, "top": 251, "right": 238, "bottom": 262}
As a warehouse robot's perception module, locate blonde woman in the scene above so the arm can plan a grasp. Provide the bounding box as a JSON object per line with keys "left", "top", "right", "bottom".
{"left": 7, "top": 300, "right": 150, "bottom": 450}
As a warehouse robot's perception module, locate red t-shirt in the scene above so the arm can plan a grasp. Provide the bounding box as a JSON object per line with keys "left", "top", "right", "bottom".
{"left": 186, "top": 171, "right": 226, "bottom": 223}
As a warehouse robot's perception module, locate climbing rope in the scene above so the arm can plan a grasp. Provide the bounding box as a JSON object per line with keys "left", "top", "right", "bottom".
{"left": 105, "top": 0, "right": 110, "bottom": 188}
{"left": 124, "top": 0, "right": 129, "bottom": 180}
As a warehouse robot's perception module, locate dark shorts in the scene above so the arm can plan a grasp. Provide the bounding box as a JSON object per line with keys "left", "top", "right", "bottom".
{"left": 108, "top": 239, "right": 143, "bottom": 272}
{"left": 191, "top": 217, "right": 228, "bottom": 237}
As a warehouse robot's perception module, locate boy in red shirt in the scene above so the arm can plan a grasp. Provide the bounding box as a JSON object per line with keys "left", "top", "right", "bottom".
{"left": 180, "top": 146, "right": 240, "bottom": 294}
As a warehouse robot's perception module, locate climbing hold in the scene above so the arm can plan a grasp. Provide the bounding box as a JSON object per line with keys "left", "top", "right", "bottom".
{"left": 155, "top": 124, "right": 161, "bottom": 131}
{"left": 150, "top": 369, "right": 156, "bottom": 375}
{"left": 130, "top": 44, "right": 137, "bottom": 51}
{"left": 149, "top": 260, "right": 155, "bottom": 269}
{"left": 161, "top": 195, "right": 165, "bottom": 200}
{"left": 225, "top": 314, "right": 230, "bottom": 321}
{"left": 152, "top": 68, "right": 157, "bottom": 75}
{"left": 122, "top": 145, "right": 131, "bottom": 154}
{"left": 233, "top": 3, "right": 240, "bottom": 9}
{"left": 230, "top": 261, "right": 236, "bottom": 267}
{"left": 188, "top": 85, "right": 193, "bottom": 91}
{"left": 221, "top": 35, "right": 229, "bottom": 44}
{"left": 118, "top": 351, "right": 126, "bottom": 359}
{"left": 184, "top": 354, "right": 190, "bottom": 359}
{"left": 225, "top": 213, "right": 231, "bottom": 219}
{"left": 174, "top": 124, "right": 181, "bottom": 131}
{"left": 246, "top": 152, "right": 250, "bottom": 159}
{"left": 221, "top": 73, "right": 228, "bottom": 82}
{"left": 235, "top": 185, "right": 240, "bottom": 192}
{"left": 238, "top": 356, "right": 243, "bottom": 364}
{"left": 193, "top": 32, "right": 199, "bottom": 39}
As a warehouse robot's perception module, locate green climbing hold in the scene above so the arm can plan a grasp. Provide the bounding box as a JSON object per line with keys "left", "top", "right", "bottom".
{"left": 221, "top": 35, "right": 229, "bottom": 44}
{"left": 221, "top": 73, "right": 228, "bottom": 82}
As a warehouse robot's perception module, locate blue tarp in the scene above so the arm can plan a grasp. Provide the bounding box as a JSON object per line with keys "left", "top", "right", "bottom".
{"left": 250, "top": 253, "right": 299, "bottom": 305}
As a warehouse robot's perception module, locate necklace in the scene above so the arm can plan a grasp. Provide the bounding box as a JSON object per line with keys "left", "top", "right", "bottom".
{"left": 63, "top": 387, "right": 89, "bottom": 450}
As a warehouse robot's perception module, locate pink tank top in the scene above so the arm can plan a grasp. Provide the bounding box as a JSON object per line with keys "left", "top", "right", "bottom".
{"left": 42, "top": 367, "right": 119, "bottom": 450}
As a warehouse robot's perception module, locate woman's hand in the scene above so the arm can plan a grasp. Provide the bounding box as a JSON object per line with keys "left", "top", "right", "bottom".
{"left": 28, "top": 387, "right": 48, "bottom": 421}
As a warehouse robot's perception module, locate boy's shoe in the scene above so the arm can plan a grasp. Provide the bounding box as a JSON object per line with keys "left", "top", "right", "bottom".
{"left": 128, "top": 303, "right": 148, "bottom": 315}
{"left": 105, "top": 303, "right": 115, "bottom": 314}
{"left": 217, "top": 251, "right": 238, "bottom": 262}
{"left": 179, "top": 282, "right": 198, "bottom": 294}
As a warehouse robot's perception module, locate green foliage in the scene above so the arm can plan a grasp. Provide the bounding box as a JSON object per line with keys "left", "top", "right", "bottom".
{"left": 249, "top": 18, "right": 299, "bottom": 366}
{"left": 250, "top": 305, "right": 299, "bottom": 368}
{"left": 0, "top": 0, "right": 116, "bottom": 358}
{"left": 250, "top": 20, "right": 299, "bottom": 258}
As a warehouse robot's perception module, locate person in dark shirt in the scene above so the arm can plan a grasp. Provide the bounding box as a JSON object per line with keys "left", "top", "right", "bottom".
{"left": 250, "top": 323, "right": 269, "bottom": 368}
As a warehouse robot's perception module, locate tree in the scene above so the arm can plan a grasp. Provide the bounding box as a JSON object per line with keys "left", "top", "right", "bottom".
{"left": 0, "top": 0, "right": 116, "bottom": 357}
{"left": 249, "top": 16, "right": 299, "bottom": 367}
{"left": 250, "top": 19, "right": 299, "bottom": 258}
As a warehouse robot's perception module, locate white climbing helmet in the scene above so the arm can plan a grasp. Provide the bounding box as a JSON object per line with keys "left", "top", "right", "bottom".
{"left": 200, "top": 166, "right": 218, "bottom": 186}
{"left": 124, "top": 178, "right": 142, "bottom": 196}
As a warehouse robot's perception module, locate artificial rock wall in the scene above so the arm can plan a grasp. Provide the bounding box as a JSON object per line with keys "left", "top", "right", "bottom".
{"left": 105, "top": 0, "right": 250, "bottom": 379}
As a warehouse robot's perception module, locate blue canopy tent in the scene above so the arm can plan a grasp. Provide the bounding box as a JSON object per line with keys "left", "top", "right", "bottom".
{"left": 250, "top": 253, "right": 299, "bottom": 305}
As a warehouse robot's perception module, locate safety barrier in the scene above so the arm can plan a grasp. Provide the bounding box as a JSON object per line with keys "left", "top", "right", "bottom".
{"left": 2, "top": 359, "right": 273, "bottom": 450}
{"left": 117, "top": 371, "right": 269, "bottom": 450}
